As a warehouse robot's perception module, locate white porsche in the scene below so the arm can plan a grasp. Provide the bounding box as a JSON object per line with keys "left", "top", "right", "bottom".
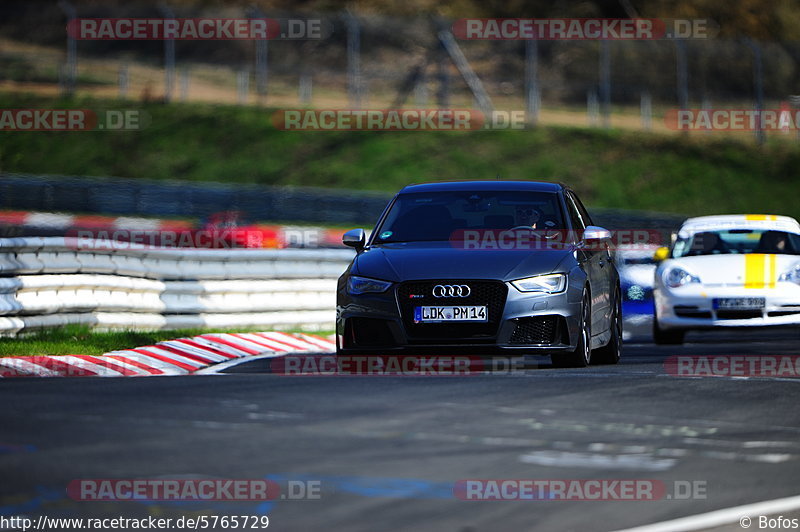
{"left": 653, "top": 214, "right": 800, "bottom": 344}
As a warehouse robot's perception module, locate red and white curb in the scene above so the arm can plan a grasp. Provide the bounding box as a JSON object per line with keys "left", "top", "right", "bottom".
{"left": 0, "top": 332, "right": 336, "bottom": 378}
{"left": 0, "top": 210, "right": 193, "bottom": 233}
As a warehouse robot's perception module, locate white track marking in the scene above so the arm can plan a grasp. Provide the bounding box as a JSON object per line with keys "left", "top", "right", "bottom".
{"left": 158, "top": 340, "right": 231, "bottom": 362}
{"left": 518, "top": 450, "right": 677, "bottom": 471}
{"left": 195, "top": 352, "right": 288, "bottom": 374}
{"left": 233, "top": 333, "right": 293, "bottom": 352}
{"left": 190, "top": 336, "right": 254, "bottom": 357}
{"left": 0, "top": 358, "right": 61, "bottom": 377}
{"left": 257, "top": 331, "right": 318, "bottom": 350}
{"left": 131, "top": 347, "right": 206, "bottom": 369}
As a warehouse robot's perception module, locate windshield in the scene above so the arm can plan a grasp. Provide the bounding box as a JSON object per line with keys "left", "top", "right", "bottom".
{"left": 372, "top": 190, "right": 565, "bottom": 243}
{"left": 672, "top": 229, "right": 800, "bottom": 257}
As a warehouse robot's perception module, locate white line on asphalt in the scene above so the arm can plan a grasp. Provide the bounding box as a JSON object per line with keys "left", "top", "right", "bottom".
{"left": 614, "top": 493, "right": 800, "bottom": 532}
{"left": 518, "top": 450, "right": 677, "bottom": 471}
{"left": 194, "top": 352, "right": 289, "bottom": 374}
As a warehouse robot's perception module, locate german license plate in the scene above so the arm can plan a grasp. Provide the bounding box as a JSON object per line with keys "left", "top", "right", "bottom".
{"left": 414, "top": 306, "right": 488, "bottom": 323}
{"left": 713, "top": 297, "right": 765, "bottom": 310}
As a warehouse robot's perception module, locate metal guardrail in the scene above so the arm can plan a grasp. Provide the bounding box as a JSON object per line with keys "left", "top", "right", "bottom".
{"left": 0, "top": 237, "right": 354, "bottom": 335}
{"left": 0, "top": 173, "right": 687, "bottom": 231}
{"left": 0, "top": 173, "right": 392, "bottom": 226}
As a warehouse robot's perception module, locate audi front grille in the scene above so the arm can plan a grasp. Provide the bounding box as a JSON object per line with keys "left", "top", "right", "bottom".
{"left": 396, "top": 280, "right": 508, "bottom": 343}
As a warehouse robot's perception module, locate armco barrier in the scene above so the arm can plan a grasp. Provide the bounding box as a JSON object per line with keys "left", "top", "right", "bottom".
{"left": 0, "top": 237, "right": 354, "bottom": 335}
{"left": 0, "top": 173, "right": 686, "bottom": 231}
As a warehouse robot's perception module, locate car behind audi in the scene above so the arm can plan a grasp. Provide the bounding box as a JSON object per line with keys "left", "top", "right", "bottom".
{"left": 653, "top": 214, "right": 800, "bottom": 344}
{"left": 336, "top": 181, "right": 622, "bottom": 367}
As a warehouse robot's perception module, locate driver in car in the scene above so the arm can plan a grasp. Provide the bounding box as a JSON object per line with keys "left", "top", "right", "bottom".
{"left": 516, "top": 207, "right": 543, "bottom": 229}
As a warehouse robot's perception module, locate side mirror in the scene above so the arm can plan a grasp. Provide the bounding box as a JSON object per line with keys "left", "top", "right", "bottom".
{"left": 342, "top": 228, "right": 366, "bottom": 251}
{"left": 653, "top": 246, "right": 670, "bottom": 262}
{"left": 582, "top": 225, "right": 612, "bottom": 242}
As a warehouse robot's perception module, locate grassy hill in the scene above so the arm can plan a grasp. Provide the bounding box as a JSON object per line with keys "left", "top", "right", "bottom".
{"left": 1, "top": 93, "right": 798, "bottom": 219}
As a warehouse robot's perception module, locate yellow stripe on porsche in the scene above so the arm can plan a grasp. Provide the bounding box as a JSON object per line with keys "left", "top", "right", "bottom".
{"left": 745, "top": 254, "right": 777, "bottom": 289}
{"left": 768, "top": 253, "right": 777, "bottom": 288}
{"left": 745, "top": 214, "right": 777, "bottom": 221}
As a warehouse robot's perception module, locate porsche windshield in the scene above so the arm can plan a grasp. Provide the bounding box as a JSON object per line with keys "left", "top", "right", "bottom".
{"left": 673, "top": 229, "right": 800, "bottom": 257}
{"left": 373, "top": 191, "right": 565, "bottom": 243}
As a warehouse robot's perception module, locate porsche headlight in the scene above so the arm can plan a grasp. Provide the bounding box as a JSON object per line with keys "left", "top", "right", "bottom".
{"left": 664, "top": 267, "right": 701, "bottom": 289}
{"left": 779, "top": 263, "right": 800, "bottom": 285}
{"left": 511, "top": 273, "right": 567, "bottom": 294}
{"left": 347, "top": 276, "right": 392, "bottom": 295}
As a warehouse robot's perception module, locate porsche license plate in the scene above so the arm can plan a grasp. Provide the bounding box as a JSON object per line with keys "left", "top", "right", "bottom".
{"left": 713, "top": 297, "right": 765, "bottom": 309}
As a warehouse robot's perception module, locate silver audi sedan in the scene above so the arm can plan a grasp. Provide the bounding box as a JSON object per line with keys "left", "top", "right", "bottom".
{"left": 336, "top": 180, "right": 621, "bottom": 367}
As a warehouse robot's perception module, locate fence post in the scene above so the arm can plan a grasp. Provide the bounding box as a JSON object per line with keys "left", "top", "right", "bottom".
{"left": 179, "top": 68, "right": 190, "bottom": 101}
{"left": 599, "top": 39, "right": 611, "bottom": 128}
{"left": 746, "top": 39, "right": 765, "bottom": 145}
{"left": 701, "top": 96, "right": 712, "bottom": 134}
{"left": 237, "top": 70, "right": 250, "bottom": 105}
{"left": 588, "top": 89, "right": 599, "bottom": 126}
{"left": 525, "top": 38, "right": 540, "bottom": 126}
{"left": 437, "top": 39, "right": 450, "bottom": 109}
{"left": 299, "top": 72, "right": 312, "bottom": 106}
{"left": 675, "top": 39, "right": 689, "bottom": 111}
{"left": 249, "top": 7, "right": 269, "bottom": 100}
{"left": 118, "top": 64, "right": 129, "bottom": 99}
{"left": 414, "top": 72, "right": 428, "bottom": 106}
{"left": 57, "top": 0, "right": 77, "bottom": 97}
{"left": 640, "top": 91, "right": 652, "bottom": 130}
{"left": 159, "top": 4, "right": 176, "bottom": 103}
{"left": 346, "top": 11, "right": 362, "bottom": 109}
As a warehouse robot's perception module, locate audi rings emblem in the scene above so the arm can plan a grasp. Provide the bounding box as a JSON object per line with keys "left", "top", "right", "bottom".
{"left": 432, "top": 284, "right": 471, "bottom": 298}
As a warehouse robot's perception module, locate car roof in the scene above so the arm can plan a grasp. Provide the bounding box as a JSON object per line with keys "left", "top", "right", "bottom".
{"left": 398, "top": 180, "right": 565, "bottom": 194}
{"left": 678, "top": 214, "right": 800, "bottom": 237}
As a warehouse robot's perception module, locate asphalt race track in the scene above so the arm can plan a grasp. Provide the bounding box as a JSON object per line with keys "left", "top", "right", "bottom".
{"left": 2, "top": 331, "right": 800, "bottom": 532}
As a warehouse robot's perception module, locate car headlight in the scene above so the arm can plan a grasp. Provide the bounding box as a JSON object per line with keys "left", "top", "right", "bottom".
{"left": 779, "top": 263, "right": 800, "bottom": 285}
{"left": 511, "top": 273, "right": 566, "bottom": 294}
{"left": 347, "top": 276, "right": 392, "bottom": 295}
{"left": 664, "top": 267, "right": 701, "bottom": 289}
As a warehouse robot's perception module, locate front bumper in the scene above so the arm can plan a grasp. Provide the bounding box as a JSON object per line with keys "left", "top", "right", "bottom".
{"left": 337, "top": 278, "right": 585, "bottom": 354}
{"left": 655, "top": 283, "right": 800, "bottom": 330}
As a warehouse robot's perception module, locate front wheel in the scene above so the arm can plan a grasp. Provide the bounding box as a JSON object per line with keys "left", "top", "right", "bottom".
{"left": 593, "top": 288, "right": 622, "bottom": 365}
{"left": 551, "top": 291, "right": 591, "bottom": 368}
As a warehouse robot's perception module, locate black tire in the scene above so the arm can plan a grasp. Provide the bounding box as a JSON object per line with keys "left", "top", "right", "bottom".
{"left": 551, "top": 290, "right": 591, "bottom": 368}
{"left": 653, "top": 319, "right": 685, "bottom": 345}
{"left": 593, "top": 288, "right": 622, "bottom": 365}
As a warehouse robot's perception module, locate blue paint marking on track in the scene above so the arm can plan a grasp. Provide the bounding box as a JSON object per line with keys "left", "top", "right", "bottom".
{"left": 266, "top": 473, "right": 454, "bottom": 500}
{"left": 0, "top": 486, "right": 271, "bottom": 517}
{"left": 0, "top": 474, "right": 464, "bottom": 518}
{"left": 0, "top": 443, "right": 36, "bottom": 454}
{"left": 0, "top": 486, "right": 61, "bottom": 516}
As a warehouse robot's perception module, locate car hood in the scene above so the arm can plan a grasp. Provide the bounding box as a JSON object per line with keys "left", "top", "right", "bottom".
{"left": 663, "top": 254, "right": 800, "bottom": 287}
{"left": 352, "top": 242, "right": 574, "bottom": 282}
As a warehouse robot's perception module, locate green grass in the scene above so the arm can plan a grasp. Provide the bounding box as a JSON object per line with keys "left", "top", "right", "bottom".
{"left": 1, "top": 93, "right": 799, "bottom": 219}
{"left": 0, "top": 325, "right": 334, "bottom": 357}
